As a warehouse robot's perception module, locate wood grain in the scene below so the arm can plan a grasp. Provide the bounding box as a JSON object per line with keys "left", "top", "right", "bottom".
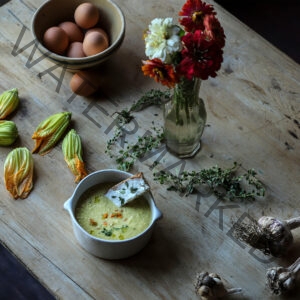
{"left": 0, "top": 0, "right": 299, "bottom": 299}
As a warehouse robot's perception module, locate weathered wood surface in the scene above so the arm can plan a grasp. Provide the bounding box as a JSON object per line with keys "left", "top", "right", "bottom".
{"left": 0, "top": 0, "right": 299, "bottom": 299}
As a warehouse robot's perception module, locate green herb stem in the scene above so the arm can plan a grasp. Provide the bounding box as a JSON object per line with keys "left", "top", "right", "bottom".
{"left": 114, "top": 124, "right": 165, "bottom": 171}
{"left": 153, "top": 162, "right": 265, "bottom": 201}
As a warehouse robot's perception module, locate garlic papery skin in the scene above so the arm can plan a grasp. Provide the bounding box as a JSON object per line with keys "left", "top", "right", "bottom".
{"left": 257, "top": 216, "right": 294, "bottom": 257}
{"left": 194, "top": 272, "right": 242, "bottom": 299}
{"left": 286, "top": 217, "right": 300, "bottom": 231}
{"left": 266, "top": 257, "right": 300, "bottom": 295}
{"left": 232, "top": 215, "right": 300, "bottom": 257}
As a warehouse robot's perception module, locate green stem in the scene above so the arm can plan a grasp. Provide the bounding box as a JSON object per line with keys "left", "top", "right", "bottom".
{"left": 172, "top": 77, "right": 201, "bottom": 124}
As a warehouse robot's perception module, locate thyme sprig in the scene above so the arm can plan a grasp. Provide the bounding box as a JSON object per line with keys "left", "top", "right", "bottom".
{"left": 113, "top": 124, "right": 165, "bottom": 171}
{"left": 153, "top": 162, "right": 265, "bottom": 201}
{"left": 130, "top": 89, "right": 170, "bottom": 112}
{"left": 105, "top": 89, "right": 169, "bottom": 155}
{"left": 106, "top": 109, "right": 133, "bottom": 151}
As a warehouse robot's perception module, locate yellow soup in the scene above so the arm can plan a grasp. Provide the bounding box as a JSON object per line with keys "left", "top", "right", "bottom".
{"left": 75, "top": 183, "right": 152, "bottom": 240}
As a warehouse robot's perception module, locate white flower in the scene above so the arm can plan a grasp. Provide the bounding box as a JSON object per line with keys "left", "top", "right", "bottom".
{"left": 145, "top": 18, "right": 182, "bottom": 64}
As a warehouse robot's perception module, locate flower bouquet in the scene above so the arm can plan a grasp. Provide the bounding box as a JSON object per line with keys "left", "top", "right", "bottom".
{"left": 142, "top": 0, "right": 225, "bottom": 157}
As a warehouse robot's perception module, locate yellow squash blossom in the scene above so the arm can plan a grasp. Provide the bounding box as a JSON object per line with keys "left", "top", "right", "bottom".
{"left": 0, "top": 88, "right": 19, "bottom": 119}
{"left": 4, "top": 147, "right": 34, "bottom": 199}
{"left": 0, "top": 120, "right": 18, "bottom": 146}
{"left": 62, "top": 129, "right": 87, "bottom": 183}
{"left": 32, "top": 112, "right": 71, "bottom": 155}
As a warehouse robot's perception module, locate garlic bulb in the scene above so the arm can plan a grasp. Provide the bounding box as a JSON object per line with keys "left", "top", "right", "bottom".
{"left": 257, "top": 216, "right": 295, "bottom": 257}
{"left": 194, "top": 272, "right": 242, "bottom": 299}
{"left": 266, "top": 257, "right": 300, "bottom": 295}
{"left": 232, "top": 215, "right": 300, "bottom": 257}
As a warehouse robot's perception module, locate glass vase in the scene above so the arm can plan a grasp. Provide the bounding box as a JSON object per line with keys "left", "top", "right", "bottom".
{"left": 163, "top": 77, "right": 207, "bottom": 158}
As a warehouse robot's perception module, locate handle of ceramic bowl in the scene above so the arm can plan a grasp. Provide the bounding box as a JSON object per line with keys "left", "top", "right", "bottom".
{"left": 153, "top": 206, "right": 163, "bottom": 222}
{"left": 63, "top": 197, "right": 72, "bottom": 212}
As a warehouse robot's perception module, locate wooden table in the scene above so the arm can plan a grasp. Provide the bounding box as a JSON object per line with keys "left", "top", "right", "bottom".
{"left": 0, "top": 0, "right": 299, "bottom": 299}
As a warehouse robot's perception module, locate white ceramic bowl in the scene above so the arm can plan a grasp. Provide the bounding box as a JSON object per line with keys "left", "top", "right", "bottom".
{"left": 31, "top": 0, "right": 125, "bottom": 70}
{"left": 64, "top": 169, "right": 162, "bottom": 259}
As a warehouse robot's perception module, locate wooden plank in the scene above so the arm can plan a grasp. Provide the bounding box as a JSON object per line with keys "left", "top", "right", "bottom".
{"left": 0, "top": 0, "right": 299, "bottom": 299}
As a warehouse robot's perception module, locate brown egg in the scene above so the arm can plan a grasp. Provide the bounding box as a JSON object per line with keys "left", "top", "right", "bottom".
{"left": 59, "top": 21, "right": 84, "bottom": 43}
{"left": 85, "top": 27, "right": 109, "bottom": 45}
{"left": 83, "top": 31, "right": 109, "bottom": 56}
{"left": 67, "top": 42, "right": 86, "bottom": 58}
{"left": 74, "top": 2, "right": 99, "bottom": 29}
{"left": 70, "top": 70, "right": 101, "bottom": 96}
{"left": 43, "top": 26, "right": 69, "bottom": 55}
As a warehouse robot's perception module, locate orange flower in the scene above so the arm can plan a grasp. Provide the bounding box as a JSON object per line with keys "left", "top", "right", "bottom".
{"left": 142, "top": 58, "right": 179, "bottom": 88}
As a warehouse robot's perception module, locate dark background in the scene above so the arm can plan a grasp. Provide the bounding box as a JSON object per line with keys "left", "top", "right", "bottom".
{"left": 216, "top": 0, "right": 300, "bottom": 64}
{"left": 0, "top": 0, "right": 299, "bottom": 299}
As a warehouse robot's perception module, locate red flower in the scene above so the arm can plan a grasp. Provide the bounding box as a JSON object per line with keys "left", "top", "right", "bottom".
{"left": 177, "top": 30, "right": 223, "bottom": 80}
{"left": 142, "top": 58, "right": 179, "bottom": 88}
{"left": 142, "top": 0, "right": 226, "bottom": 84}
{"left": 179, "top": 0, "right": 215, "bottom": 32}
{"left": 203, "top": 14, "right": 225, "bottom": 48}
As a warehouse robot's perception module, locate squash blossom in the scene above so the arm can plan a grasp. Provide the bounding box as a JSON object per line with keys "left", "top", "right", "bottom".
{"left": 32, "top": 112, "right": 71, "bottom": 155}
{"left": 0, "top": 120, "right": 18, "bottom": 146}
{"left": 4, "top": 147, "right": 34, "bottom": 199}
{"left": 62, "top": 129, "right": 87, "bottom": 183}
{"left": 0, "top": 88, "right": 20, "bottom": 119}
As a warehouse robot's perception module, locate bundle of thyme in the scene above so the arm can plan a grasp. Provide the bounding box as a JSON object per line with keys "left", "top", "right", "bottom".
{"left": 153, "top": 162, "right": 265, "bottom": 201}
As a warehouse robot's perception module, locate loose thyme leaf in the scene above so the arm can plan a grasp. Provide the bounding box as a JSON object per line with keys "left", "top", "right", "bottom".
{"left": 153, "top": 162, "right": 265, "bottom": 201}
